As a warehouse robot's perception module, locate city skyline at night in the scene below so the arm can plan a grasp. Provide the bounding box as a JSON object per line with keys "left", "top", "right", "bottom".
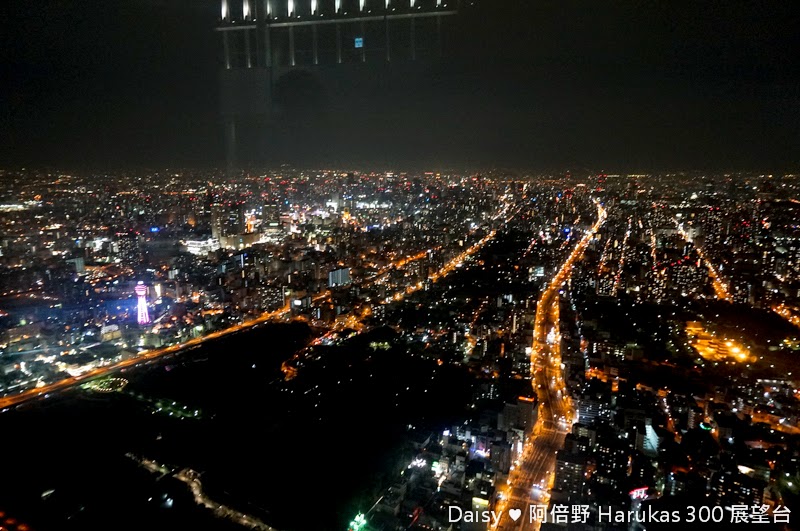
{"left": 0, "top": 168, "right": 797, "bottom": 531}
{"left": 1, "top": 1, "right": 799, "bottom": 531}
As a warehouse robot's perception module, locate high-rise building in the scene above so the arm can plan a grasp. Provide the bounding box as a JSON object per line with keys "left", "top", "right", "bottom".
{"left": 554, "top": 450, "right": 587, "bottom": 499}
{"left": 263, "top": 201, "right": 280, "bottom": 229}
{"left": 498, "top": 396, "right": 537, "bottom": 433}
{"left": 211, "top": 204, "right": 225, "bottom": 239}
{"left": 328, "top": 267, "right": 351, "bottom": 288}
{"left": 66, "top": 256, "right": 85, "bottom": 274}
{"left": 116, "top": 232, "right": 141, "bottom": 266}
{"left": 714, "top": 470, "right": 766, "bottom": 507}
{"left": 211, "top": 202, "right": 246, "bottom": 239}
{"left": 592, "top": 432, "right": 630, "bottom": 490}
{"left": 577, "top": 380, "right": 613, "bottom": 425}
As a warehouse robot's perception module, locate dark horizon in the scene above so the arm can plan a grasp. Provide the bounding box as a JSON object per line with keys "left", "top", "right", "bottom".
{"left": 2, "top": 0, "right": 799, "bottom": 172}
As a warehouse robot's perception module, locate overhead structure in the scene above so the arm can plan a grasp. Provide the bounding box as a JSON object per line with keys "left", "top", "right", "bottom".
{"left": 216, "top": 0, "right": 464, "bottom": 172}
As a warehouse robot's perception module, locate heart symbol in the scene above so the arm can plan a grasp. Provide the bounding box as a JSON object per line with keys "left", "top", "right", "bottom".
{"left": 509, "top": 508, "right": 522, "bottom": 522}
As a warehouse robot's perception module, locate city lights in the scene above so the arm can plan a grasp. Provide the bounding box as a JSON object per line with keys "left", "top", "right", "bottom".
{"left": 2, "top": 1, "right": 799, "bottom": 529}
{"left": 348, "top": 513, "right": 367, "bottom": 531}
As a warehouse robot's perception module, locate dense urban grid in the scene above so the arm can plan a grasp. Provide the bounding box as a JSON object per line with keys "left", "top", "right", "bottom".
{"left": 0, "top": 169, "right": 797, "bottom": 530}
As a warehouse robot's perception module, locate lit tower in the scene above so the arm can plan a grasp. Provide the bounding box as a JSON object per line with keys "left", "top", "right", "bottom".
{"left": 135, "top": 281, "right": 150, "bottom": 325}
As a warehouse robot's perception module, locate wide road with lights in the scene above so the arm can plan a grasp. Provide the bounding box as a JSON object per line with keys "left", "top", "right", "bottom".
{"left": 493, "top": 202, "right": 606, "bottom": 531}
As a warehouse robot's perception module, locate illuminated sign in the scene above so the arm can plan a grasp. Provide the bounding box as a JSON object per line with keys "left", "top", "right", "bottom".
{"left": 629, "top": 487, "right": 648, "bottom": 500}
{"left": 354, "top": 37, "right": 364, "bottom": 49}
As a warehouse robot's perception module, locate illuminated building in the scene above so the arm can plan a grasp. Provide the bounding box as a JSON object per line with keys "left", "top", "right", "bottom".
{"left": 554, "top": 450, "right": 587, "bottom": 499}
{"left": 211, "top": 202, "right": 245, "bottom": 240}
{"left": 262, "top": 201, "right": 280, "bottom": 228}
{"left": 115, "top": 232, "right": 141, "bottom": 265}
{"left": 328, "top": 267, "right": 351, "bottom": 288}
{"left": 498, "top": 396, "right": 537, "bottom": 432}
{"left": 182, "top": 238, "right": 221, "bottom": 256}
{"left": 714, "top": 469, "right": 766, "bottom": 507}
{"left": 577, "top": 385, "right": 612, "bottom": 425}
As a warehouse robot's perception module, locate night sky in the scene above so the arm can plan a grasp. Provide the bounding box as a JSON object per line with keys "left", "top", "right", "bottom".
{"left": 1, "top": 0, "right": 799, "bottom": 171}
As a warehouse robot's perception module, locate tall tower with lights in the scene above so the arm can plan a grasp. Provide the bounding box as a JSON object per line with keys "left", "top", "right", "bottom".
{"left": 135, "top": 281, "right": 151, "bottom": 325}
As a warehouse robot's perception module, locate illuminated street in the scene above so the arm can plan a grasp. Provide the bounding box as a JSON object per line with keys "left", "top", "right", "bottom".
{"left": 494, "top": 203, "right": 606, "bottom": 530}
{"left": 675, "top": 222, "right": 732, "bottom": 301}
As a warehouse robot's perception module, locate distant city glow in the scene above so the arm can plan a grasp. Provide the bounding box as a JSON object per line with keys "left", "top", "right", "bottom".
{"left": 0, "top": 3, "right": 796, "bottom": 527}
